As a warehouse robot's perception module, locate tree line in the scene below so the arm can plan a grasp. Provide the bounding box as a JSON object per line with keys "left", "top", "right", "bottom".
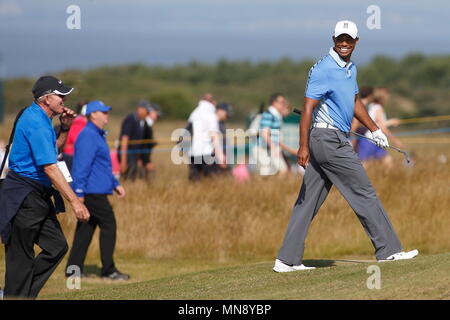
{"left": 4, "top": 53, "right": 450, "bottom": 121}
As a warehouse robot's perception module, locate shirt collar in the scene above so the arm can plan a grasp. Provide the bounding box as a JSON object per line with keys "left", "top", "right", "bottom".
{"left": 268, "top": 106, "right": 282, "bottom": 120}
{"left": 31, "top": 101, "right": 52, "bottom": 124}
{"left": 329, "top": 47, "right": 353, "bottom": 68}
{"left": 87, "top": 120, "right": 106, "bottom": 136}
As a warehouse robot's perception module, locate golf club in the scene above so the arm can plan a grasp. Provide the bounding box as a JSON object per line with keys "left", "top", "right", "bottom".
{"left": 292, "top": 108, "right": 411, "bottom": 163}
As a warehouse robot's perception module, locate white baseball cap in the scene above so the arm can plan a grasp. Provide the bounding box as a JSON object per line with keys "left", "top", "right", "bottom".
{"left": 334, "top": 20, "right": 358, "bottom": 39}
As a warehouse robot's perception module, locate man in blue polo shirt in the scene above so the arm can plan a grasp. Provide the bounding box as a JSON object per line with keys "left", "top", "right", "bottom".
{"left": 66, "top": 100, "right": 129, "bottom": 280}
{"left": 273, "top": 21, "right": 418, "bottom": 272}
{"left": 0, "top": 76, "right": 90, "bottom": 298}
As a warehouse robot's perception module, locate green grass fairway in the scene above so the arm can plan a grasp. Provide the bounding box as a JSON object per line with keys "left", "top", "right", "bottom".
{"left": 43, "top": 253, "right": 450, "bottom": 300}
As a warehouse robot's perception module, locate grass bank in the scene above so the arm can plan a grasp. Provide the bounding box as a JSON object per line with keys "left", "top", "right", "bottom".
{"left": 43, "top": 253, "right": 450, "bottom": 299}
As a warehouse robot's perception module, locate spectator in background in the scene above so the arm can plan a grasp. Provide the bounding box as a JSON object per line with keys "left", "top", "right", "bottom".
{"left": 143, "top": 103, "right": 162, "bottom": 178}
{"left": 282, "top": 99, "right": 305, "bottom": 176}
{"left": 66, "top": 100, "right": 129, "bottom": 281}
{"left": 118, "top": 100, "right": 150, "bottom": 180}
{"left": 247, "top": 102, "right": 265, "bottom": 137}
{"left": 187, "top": 93, "right": 226, "bottom": 181}
{"left": 253, "top": 93, "right": 297, "bottom": 176}
{"left": 216, "top": 102, "right": 232, "bottom": 171}
{"left": 357, "top": 87, "right": 404, "bottom": 168}
{"left": 351, "top": 87, "right": 374, "bottom": 151}
{"left": 61, "top": 101, "right": 88, "bottom": 171}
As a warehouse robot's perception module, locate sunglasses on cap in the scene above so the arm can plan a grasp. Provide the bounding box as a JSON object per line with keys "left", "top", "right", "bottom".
{"left": 40, "top": 91, "right": 66, "bottom": 99}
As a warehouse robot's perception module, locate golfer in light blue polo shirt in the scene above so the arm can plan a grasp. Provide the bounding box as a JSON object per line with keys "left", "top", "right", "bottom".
{"left": 306, "top": 47, "right": 359, "bottom": 133}
{"left": 274, "top": 21, "right": 418, "bottom": 272}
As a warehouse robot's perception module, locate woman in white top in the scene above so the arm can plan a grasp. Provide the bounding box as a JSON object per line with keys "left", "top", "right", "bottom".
{"left": 357, "top": 87, "right": 405, "bottom": 168}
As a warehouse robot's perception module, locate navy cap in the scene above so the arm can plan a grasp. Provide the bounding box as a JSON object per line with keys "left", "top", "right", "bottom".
{"left": 137, "top": 99, "right": 152, "bottom": 109}
{"left": 216, "top": 102, "right": 232, "bottom": 115}
{"left": 147, "top": 103, "right": 162, "bottom": 116}
{"left": 85, "top": 100, "right": 112, "bottom": 115}
{"left": 32, "top": 75, "right": 74, "bottom": 99}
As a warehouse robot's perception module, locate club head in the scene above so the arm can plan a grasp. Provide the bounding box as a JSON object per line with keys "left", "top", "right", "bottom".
{"left": 402, "top": 151, "right": 411, "bottom": 164}
{"left": 396, "top": 149, "right": 411, "bottom": 164}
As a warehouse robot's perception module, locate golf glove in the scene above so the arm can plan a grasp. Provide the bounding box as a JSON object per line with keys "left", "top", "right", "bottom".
{"left": 371, "top": 129, "right": 389, "bottom": 148}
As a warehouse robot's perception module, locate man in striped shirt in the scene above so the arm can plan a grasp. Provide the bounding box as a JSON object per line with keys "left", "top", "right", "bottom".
{"left": 254, "top": 93, "right": 297, "bottom": 176}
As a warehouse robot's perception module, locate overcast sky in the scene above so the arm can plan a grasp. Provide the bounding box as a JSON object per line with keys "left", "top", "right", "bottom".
{"left": 1, "top": 0, "right": 449, "bottom": 78}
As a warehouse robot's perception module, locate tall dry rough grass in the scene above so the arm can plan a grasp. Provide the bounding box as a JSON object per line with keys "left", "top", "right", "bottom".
{"left": 58, "top": 120, "right": 450, "bottom": 262}
{"left": 2, "top": 117, "right": 450, "bottom": 263}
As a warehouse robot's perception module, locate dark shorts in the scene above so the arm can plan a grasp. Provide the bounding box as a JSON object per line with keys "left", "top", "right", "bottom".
{"left": 188, "top": 155, "right": 218, "bottom": 181}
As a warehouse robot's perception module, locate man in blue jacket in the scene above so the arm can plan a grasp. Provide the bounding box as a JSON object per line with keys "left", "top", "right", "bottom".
{"left": 65, "top": 100, "right": 129, "bottom": 280}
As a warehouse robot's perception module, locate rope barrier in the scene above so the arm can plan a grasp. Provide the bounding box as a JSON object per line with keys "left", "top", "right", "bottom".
{"left": 395, "top": 127, "right": 450, "bottom": 136}
{"left": 105, "top": 113, "right": 450, "bottom": 147}
{"left": 397, "top": 114, "right": 450, "bottom": 125}
{"left": 107, "top": 126, "right": 450, "bottom": 149}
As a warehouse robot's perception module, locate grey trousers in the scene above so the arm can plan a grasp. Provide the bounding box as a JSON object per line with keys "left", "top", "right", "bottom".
{"left": 277, "top": 128, "right": 402, "bottom": 265}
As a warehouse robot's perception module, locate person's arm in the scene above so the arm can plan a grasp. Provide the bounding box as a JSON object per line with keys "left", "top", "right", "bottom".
{"left": 44, "top": 164, "right": 90, "bottom": 221}
{"left": 374, "top": 107, "right": 405, "bottom": 148}
{"left": 209, "top": 116, "right": 226, "bottom": 166}
{"left": 119, "top": 116, "right": 135, "bottom": 174}
{"left": 279, "top": 142, "right": 297, "bottom": 156}
{"left": 261, "top": 129, "right": 296, "bottom": 155}
{"left": 211, "top": 132, "right": 226, "bottom": 166}
{"left": 297, "top": 97, "right": 321, "bottom": 168}
{"left": 385, "top": 118, "right": 400, "bottom": 127}
{"left": 351, "top": 118, "right": 361, "bottom": 132}
{"left": 110, "top": 163, "right": 125, "bottom": 198}
{"left": 112, "top": 176, "right": 126, "bottom": 198}
{"left": 350, "top": 118, "right": 361, "bottom": 148}
{"left": 354, "top": 96, "right": 389, "bottom": 148}
{"left": 56, "top": 107, "right": 76, "bottom": 150}
{"left": 261, "top": 130, "right": 296, "bottom": 154}
{"left": 120, "top": 135, "right": 129, "bottom": 174}
{"left": 72, "top": 132, "right": 96, "bottom": 199}
{"left": 114, "top": 185, "right": 126, "bottom": 198}
{"left": 260, "top": 112, "right": 284, "bottom": 154}
{"left": 56, "top": 130, "right": 69, "bottom": 151}
{"left": 261, "top": 128, "right": 274, "bottom": 148}
{"left": 353, "top": 97, "right": 379, "bottom": 132}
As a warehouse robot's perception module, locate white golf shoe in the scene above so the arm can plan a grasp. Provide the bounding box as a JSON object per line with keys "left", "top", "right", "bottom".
{"left": 272, "top": 259, "right": 316, "bottom": 272}
{"left": 377, "top": 249, "right": 419, "bottom": 262}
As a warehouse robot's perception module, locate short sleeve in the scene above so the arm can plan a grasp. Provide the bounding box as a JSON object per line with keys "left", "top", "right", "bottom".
{"left": 28, "top": 126, "right": 57, "bottom": 166}
{"left": 259, "top": 112, "right": 273, "bottom": 129}
{"left": 120, "top": 115, "right": 134, "bottom": 137}
{"left": 305, "top": 67, "right": 329, "bottom": 100}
